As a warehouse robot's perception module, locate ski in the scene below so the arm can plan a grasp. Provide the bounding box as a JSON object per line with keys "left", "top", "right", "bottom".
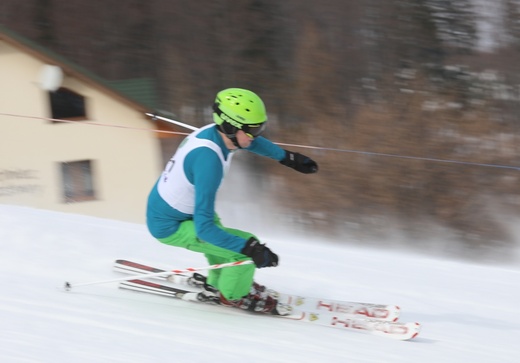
{"left": 114, "top": 259, "right": 400, "bottom": 322}
{"left": 119, "top": 278, "right": 421, "bottom": 341}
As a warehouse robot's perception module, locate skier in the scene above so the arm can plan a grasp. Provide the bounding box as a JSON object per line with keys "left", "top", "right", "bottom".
{"left": 146, "top": 88, "right": 318, "bottom": 314}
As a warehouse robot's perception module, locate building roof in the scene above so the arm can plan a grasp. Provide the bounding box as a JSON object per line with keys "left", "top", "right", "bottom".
{"left": 0, "top": 22, "right": 158, "bottom": 113}
{"left": 107, "top": 78, "right": 158, "bottom": 111}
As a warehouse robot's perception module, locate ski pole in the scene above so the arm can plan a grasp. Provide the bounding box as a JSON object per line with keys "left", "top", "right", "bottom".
{"left": 64, "top": 260, "right": 254, "bottom": 291}
{"left": 146, "top": 112, "right": 199, "bottom": 131}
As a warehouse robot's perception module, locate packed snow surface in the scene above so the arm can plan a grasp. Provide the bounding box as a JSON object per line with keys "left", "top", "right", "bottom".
{"left": 0, "top": 205, "right": 518, "bottom": 362}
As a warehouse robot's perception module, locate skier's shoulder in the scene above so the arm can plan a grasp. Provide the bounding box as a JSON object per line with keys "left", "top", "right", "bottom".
{"left": 188, "top": 124, "right": 232, "bottom": 162}
{"left": 185, "top": 128, "right": 225, "bottom": 176}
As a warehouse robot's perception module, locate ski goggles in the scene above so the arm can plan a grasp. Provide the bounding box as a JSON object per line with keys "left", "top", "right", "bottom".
{"left": 241, "top": 122, "right": 266, "bottom": 138}
{"left": 213, "top": 104, "right": 267, "bottom": 138}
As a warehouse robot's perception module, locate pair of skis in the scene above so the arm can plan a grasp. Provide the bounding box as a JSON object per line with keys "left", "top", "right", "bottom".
{"left": 113, "top": 259, "right": 421, "bottom": 340}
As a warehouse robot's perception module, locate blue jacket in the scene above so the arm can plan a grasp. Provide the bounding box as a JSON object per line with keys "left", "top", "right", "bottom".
{"left": 146, "top": 124, "right": 286, "bottom": 253}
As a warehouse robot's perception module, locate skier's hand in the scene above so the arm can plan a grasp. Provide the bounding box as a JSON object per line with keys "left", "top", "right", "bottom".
{"left": 280, "top": 150, "right": 318, "bottom": 174}
{"left": 241, "top": 237, "right": 279, "bottom": 268}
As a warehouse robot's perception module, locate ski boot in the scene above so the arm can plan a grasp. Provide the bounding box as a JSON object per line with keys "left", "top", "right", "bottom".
{"left": 220, "top": 283, "right": 292, "bottom": 316}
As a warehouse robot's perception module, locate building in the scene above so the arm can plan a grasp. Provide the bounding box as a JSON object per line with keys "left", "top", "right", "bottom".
{"left": 0, "top": 23, "right": 179, "bottom": 223}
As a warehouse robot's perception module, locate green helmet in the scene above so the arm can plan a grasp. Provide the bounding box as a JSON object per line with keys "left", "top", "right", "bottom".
{"left": 213, "top": 88, "right": 267, "bottom": 140}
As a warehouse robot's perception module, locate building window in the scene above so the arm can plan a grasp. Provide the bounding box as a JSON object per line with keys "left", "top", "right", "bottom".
{"left": 60, "top": 160, "right": 96, "bottom": 203}
{"left": 49, "top": 87, "right": 87, "bottom": 121}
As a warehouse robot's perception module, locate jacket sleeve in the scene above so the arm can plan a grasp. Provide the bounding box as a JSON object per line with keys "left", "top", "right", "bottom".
{"left": 245, "top": 136, "right": 286, "bottom": 161}
{"left": 186, "top": 148, "right": 248, "bottom": 253}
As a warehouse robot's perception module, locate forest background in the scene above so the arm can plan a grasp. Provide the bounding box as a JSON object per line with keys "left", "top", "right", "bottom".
{"left": 1, "top": 0, "right": 520, "bottom": 261}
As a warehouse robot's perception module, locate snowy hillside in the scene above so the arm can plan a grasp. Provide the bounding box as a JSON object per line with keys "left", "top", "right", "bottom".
{"left": 0, "top": 204, "right": 518, "bottom": 363}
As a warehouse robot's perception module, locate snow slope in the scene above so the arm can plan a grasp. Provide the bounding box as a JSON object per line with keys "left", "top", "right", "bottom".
{"left": 0, "top": 204, "right": 518, "bottom": 363}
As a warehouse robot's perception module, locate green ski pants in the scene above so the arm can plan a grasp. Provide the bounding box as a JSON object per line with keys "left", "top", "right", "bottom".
{"left": 157, "top": 217, "right": 256, "bottom": 300}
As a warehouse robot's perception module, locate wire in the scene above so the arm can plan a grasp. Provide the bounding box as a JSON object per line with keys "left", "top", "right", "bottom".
{"left": 275, "top": 141, "right": 520, "bottom": 171}
{"left": 2, "top": 112, "right": 519, "bottom": 171}
{"left": 0, "top": 112, "right": 189, "bottom": 136}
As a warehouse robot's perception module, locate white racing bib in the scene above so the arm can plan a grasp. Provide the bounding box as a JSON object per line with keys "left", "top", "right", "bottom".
{"left": 157, "top": 125, "right": 232, "bottom": 214}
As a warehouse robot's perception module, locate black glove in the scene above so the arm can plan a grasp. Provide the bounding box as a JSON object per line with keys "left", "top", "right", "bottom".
{"left": 280, "top": 150, "right": 318, "bottom": 174}
{"left": 241, "top": 237, "right": 279, "bottom": 268}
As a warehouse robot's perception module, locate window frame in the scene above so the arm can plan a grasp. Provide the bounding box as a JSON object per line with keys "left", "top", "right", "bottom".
{"left": 49, "top": 87, "right": 88, "bottom": 122}
{"left": 60, "top": 160, "right": 97, "bottom": 203}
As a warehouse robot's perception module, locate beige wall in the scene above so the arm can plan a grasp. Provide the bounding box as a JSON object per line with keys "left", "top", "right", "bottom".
{"left": 0, "top": 40, "right": 163, "bottom": 223}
